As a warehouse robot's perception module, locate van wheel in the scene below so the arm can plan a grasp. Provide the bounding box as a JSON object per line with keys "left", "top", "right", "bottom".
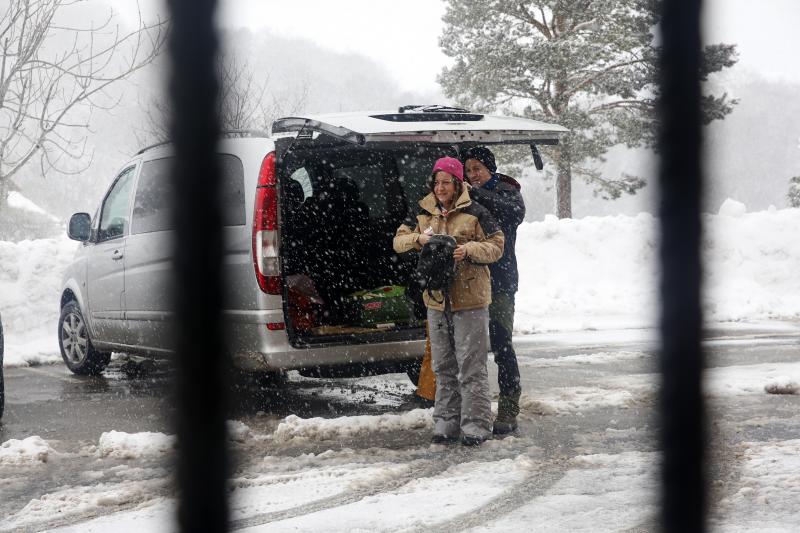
{"left": 251, "top": 370, "right": 287, "bottom": 389}
{"left": 58, "top": 302, "right": 111, "bottom": 375}
{"left": 232, "top": 369, "right": 287, "bottom": 390}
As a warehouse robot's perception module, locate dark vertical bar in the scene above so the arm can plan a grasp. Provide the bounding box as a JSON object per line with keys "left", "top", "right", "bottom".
{"left": 658, "top": 0, "right": 705, "bottom": 531}
{"left": 166, "top": 0, "right": 228, "bottom": 531}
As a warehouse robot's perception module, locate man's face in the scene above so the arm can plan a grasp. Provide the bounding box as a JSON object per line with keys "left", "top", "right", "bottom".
{"left": 465, "top": 159, "right": 492, "bottom": 187}
{"left": 433, "top": 171, "right": 458, "bottom": 207}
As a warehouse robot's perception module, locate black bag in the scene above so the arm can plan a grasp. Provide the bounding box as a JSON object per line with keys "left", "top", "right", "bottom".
{"left": 416, "top": 234, "right": 457, "bottom": 302}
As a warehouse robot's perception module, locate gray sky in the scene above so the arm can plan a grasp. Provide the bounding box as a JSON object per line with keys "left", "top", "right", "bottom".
{"left": 704, "top": 0, "right": 800, "bottom": 83}
{"left": 110, "top": 0, "right": 800, "bottom": 92}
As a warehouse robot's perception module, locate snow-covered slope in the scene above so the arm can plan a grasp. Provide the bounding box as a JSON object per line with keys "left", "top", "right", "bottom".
{"left": 7, "top": 191, "right": 60, "bottom": 222}
{"left": 1, "top": 202, "right": 799, "bottom": 367}
{"left": 515, "top": 202, "right": 800, "bottom": 332}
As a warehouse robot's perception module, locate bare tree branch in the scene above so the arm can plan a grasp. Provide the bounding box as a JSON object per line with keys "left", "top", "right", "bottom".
{"left": 139, "top": 51, "right": 309, "bottom": 146}
{"left": 0, "top": 0, "right": 167, "bottom": 211}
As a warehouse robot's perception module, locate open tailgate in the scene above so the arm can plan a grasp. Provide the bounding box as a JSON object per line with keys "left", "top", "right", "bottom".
{"left": 272, "top": 110, "right": 568, "bottom": 146}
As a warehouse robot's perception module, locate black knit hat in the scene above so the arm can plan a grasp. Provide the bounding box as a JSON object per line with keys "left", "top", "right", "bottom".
{"left": 462, "top": 146, "right": 497, "bottom": 173}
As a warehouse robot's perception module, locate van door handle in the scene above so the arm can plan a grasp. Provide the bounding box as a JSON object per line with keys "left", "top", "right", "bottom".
{"left": 112, "top": 250, "right": 124, "bottom": 260}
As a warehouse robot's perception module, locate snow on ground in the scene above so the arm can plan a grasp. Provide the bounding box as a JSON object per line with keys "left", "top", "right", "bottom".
{"left": 599, "top": 361, "right": 800, "bottom": 404}
{"left": 240, "top": 456, "right": 535, "bottom": 533}
{"left": 519, "top": 359, "right": 800, "bottom": 416}
{"left": 290, "top": 372, "right": 417, "bottom": 407}
{"left": 2, "top": 352, "right": 799, "bottom": 531}
{"left": 469, "top": 452, "right": 658, "bottom": 532}
{"left": 521, "top": 387, "right": 643, "bottom": 416}
{"left": 2, "top": 202, "right": 799, "bottom": 366}
{"left": 705, "top": 362, "right": 800, "bottom": 397}
{"left": 712, "top": 439, "right": 800, "bottom": 532}
{"left": 0, "top": 436, "right": 56, "bottom": 465}
{"left": 96, "top": 431, "right": 176, "bottom": 459}
{"left": 230, "top": 461, "right": 418, "bottom": 520}
{"left": 2, "top": 478, "right": 168, "bottom": 532}
{"left": 518, "top": 350, "right": 649, "bottom": 367}
{"left": 42, "top": 500, "right": 174, "bottom": 533}
{"left": 19, "top": 438, "right": 800, "bottom": 532}
{"left": 273, "top": 408, "right": 433, "bottom": 443}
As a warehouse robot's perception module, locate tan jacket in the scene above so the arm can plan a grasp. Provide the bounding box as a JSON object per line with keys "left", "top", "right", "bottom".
{"left": 393, "top": 188, "right": 504, "bottom": 311}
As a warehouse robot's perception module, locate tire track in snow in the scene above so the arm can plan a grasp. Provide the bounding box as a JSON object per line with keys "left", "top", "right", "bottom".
{"left": 406, "top": 453, "right": 572, "bottom": 533}
{"left": 228, "top": 448, "right": 477, "bottom": 531}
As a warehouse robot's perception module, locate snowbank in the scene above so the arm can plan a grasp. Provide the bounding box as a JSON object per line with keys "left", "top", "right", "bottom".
{"left": 2, "top": 202, "right": 799, "bottom": 366}
{"left": 515, "top": 204, "right": 800, "bottom": 332}
{"left": 0, "top": 236, "right": 78, "bottom": 366}
{"left": 97, "top": 431, "right": 175, "bottom": 459}
{"left": 516, "top": 212, "right": 659, "bottom": 333}
{"left": 0, "top": 436, "right": 56, "bottom": 465}
{"left": 273, "top": 409, "right": 433, "bottom": 443}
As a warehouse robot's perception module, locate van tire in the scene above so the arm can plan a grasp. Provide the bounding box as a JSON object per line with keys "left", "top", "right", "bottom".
{"left": 252, "top": 370, "right": 287, "bottom": 389}
{"left": 58, "top": 301, "right": 111, "bottom": 375}
{"left": 232, "top": 369, "right": 287, "bottom": 390}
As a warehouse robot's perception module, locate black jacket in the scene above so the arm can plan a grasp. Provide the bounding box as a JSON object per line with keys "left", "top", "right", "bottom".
{"left": 469, "top": 174, "right": 525, "bottom": 294}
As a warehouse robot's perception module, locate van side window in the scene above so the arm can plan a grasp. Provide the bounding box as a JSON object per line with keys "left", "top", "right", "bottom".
{"left": 131, "top": 154, "right": 246, "bottom": 235}
{"left": 97, "top": 166, "right": 136, "bottom": 242}
{"left": 289, "top": 167, "right": 313, "bottom": 199}
{"left": 132, "top": 158, "right": 173, "bottom": 234}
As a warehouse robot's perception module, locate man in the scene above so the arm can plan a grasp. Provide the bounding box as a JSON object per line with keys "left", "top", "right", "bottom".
{"left": 462, "top": 146, "right": 525, "bottom": 435}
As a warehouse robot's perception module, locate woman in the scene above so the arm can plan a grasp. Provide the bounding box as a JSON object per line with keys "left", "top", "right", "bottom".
{"left": 394, "top": 156, "right": 504, "bottom": 446}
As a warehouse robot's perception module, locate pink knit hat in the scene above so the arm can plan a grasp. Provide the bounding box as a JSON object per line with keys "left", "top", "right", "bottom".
{"left": 431, "top": 156, "right": 464, "bottom": 182}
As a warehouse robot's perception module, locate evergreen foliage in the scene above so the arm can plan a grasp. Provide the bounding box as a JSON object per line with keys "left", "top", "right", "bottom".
{"left": 439, "top": 0, "right": 738, "bottom": 217}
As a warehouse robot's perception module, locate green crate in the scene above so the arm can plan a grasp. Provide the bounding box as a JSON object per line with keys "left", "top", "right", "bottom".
{"left": 347, "top": 285, "right": 417, "bottom": 327}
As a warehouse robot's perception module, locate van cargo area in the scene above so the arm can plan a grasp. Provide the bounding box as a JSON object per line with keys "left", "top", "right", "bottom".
{"left": 279, "top": 144, "right": 445, "bottom": 346}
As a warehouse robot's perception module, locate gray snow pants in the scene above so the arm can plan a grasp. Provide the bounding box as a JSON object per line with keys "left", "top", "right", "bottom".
{"left": 427, "top": 307, "right": 492, "bottom": 439}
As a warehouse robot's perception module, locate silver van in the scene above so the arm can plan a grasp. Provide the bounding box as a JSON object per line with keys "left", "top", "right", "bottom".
{"left": 59, "top": 106, "right": 566, "bottom": 381}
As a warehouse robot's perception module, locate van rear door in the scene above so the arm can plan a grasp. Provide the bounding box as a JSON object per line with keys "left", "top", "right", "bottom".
{"left": 272, "top": 109, "right": 567, "bottom": 148}
{"left": 270, "top": 109, "right": 567, "bottom": 347}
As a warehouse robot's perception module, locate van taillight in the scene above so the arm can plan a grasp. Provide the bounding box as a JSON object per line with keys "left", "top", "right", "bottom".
{"left": 253, "top": 151, "right": 281, "bottom": 294}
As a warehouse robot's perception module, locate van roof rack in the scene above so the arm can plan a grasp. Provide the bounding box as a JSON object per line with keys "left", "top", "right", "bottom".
{"left": 398, "top": 104, "right": 472, "bottom": 114}
{"left": 134, "top": 130, "right": 271, "bottom": 155}
{"left": 373, "top": 105, "right": 482, "bottom": 123}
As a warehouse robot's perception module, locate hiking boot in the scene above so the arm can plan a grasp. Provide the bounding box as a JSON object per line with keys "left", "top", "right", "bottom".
{"left": 460, "top": 434, "right": 487, "bottom": 447}
{"left": 493, "top": 390, "right": 521, "bottom": 435}
{"left": 431, "top": 434, "right": 459, "bottom": 445}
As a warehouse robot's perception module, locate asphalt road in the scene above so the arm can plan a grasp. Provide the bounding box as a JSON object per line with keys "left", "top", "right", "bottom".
{"left": 1, "top": 324, "right": 799, "bottom": 531}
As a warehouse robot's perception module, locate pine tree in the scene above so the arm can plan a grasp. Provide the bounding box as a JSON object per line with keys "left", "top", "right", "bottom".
{"left": 439, "top": 0, "right": 737, "bottom": 218}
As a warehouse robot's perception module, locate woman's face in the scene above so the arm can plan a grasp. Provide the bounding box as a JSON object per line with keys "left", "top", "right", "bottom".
{"left": 465, "top": 158, "right": 492, "bottom": 187}
{"left": 433, "top": 171, "right": 458, "bottom": 208}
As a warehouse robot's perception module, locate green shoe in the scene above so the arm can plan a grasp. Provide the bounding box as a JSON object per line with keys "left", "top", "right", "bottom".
{"left": 493, "top": 390, "right": 521, "bottom": 435}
